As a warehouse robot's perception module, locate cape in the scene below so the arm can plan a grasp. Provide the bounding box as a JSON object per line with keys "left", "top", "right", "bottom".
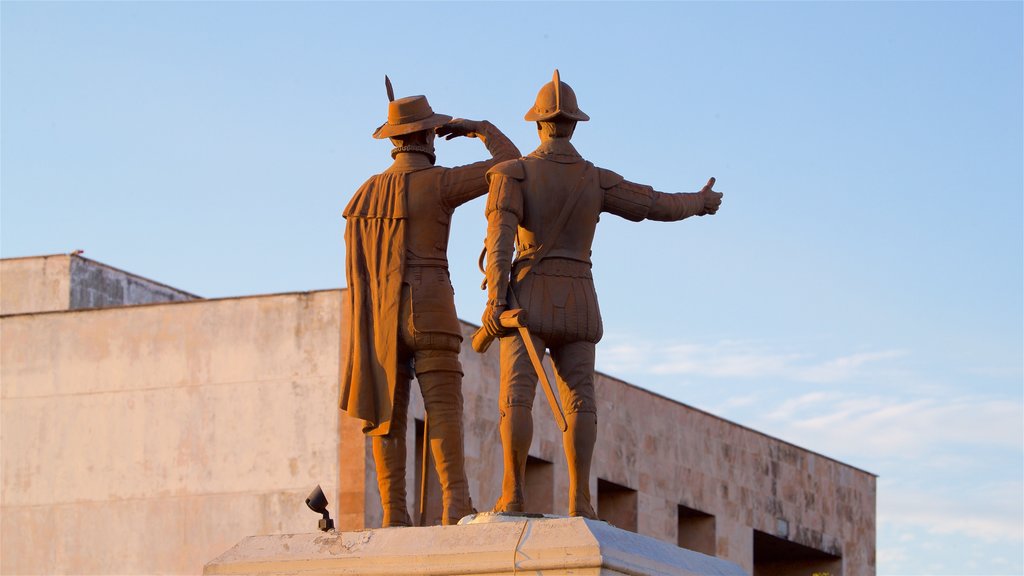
{"left": 340, "top": 172, "right": 408, "bottom": 436}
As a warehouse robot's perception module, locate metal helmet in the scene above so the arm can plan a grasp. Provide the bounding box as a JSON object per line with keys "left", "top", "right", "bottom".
{"left": 524, "top": 69, "right": 590, "bottom": 122}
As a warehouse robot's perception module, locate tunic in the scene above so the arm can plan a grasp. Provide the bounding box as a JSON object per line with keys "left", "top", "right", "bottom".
{"left": 342, "top": 124, "right": 519, "bottom": 435}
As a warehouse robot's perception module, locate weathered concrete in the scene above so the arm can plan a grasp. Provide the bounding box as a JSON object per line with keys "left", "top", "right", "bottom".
{"left": 68, "top": 255, "right": 199, "bottom": 309}
{"left": 0, "top": 254, "right": 198, "bottom": 315}
{"left": 1, "top": 291, "right": 342, "bottom": 575}
{"left": 0, "top": 254, "right": 72, "bottom": 314}
{"left": 203, "top": 516, "right": 747, "bottom": 576}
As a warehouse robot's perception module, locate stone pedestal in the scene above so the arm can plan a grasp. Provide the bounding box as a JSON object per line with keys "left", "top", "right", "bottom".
{"left": 203, "top": 515, "right": 747, "bottom": 576}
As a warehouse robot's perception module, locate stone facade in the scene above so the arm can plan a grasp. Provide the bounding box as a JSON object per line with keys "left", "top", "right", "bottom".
{"left": 0, "top": 256, "right": 875, "bottom": 575}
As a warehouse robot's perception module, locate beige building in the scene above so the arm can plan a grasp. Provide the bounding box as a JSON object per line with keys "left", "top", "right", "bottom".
{"left": 1, "top": 254, "right": 875, "bottom": 575}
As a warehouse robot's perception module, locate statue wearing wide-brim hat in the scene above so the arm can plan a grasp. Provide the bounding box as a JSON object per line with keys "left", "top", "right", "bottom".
{"left": 342, "top": 75, "right": 520, "bottom": 528}
{"left": 372, "top": 77, "right": 453, "bottom": 139}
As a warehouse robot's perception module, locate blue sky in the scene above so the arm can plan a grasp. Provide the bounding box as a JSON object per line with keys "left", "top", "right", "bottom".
{"left": 2, "top": 2, "right": 1021, "bottom": 573}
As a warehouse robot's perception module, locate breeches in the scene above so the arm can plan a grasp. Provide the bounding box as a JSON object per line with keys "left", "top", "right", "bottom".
{"left": 511, "top": 259, "right": 603, "bottom": 344}
{"left": 397, "top": 282, "right": 464, "bottom": 380}
{"left": 375, "top": 289, "right": 471, "bottom": 525}
{"left": 498, "top": 333, "right": 597, "bottom": 416}
{"left": 384, "top": 282, "right": 464, "bottom": 439}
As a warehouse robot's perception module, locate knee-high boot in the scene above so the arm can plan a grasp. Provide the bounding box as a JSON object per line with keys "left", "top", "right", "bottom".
{"left": 373, "top": 431, "right": 411, "bottom": 527}
{"left": 494, "top": 404, "right": 533, "bottom": 513}
{"left": 372, "top": 375, "right": 411, "bottom": 528}
{"left": 563, "top": 411, "right": 597, "bottom": 519}
{"left": 418, "top": 369, "right": 475, "bottom": 525}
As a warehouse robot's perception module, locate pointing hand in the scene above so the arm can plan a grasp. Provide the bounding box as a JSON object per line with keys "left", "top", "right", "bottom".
{"left": 698, "top": 177, "right": 723, "bottom": 215}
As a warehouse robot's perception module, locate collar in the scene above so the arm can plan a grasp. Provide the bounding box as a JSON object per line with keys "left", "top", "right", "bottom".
{"left": 529, "top": 138, "right": 582, "bottom": 164}
{"left": 385, "top": 152, "right": 436, "bottom": 173}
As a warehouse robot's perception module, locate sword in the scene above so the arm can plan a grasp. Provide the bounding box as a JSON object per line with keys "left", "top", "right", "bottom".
{"left": 472, "top": 309, "right": 567, "bottom": 433}
{"left": 419, "top": 413, "right": 429, "bottom": 526}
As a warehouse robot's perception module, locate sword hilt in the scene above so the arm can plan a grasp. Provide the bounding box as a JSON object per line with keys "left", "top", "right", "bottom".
{"left": 471, "top": 309, "right": 527, "bottom": 353}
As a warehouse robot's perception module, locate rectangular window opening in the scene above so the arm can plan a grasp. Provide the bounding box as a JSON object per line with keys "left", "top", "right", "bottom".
{"left": 413, "top": 418, "right": 444, "bottom": 526}
{"left": 597, "top": 478, "right": 638, "bottom": 532}
{"left": 753, "top": 528, "right": 842, "bottom": 576}
{"left": 677, "top": 504, "right": 716, "bottom": 556}
{"left": 525, "top": 456, "right": 555, "bottom": 515}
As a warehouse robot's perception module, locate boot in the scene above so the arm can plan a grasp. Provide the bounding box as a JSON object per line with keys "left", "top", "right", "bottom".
{"left": 373, "top": 433, "right": 412, "bottom": 527}
{"left": 372, "top": 377, "right": 411, "bottom": 527}
{"left": 493, "top": 404, "right": 533, "bottom": 514}
{"left": 419, "top": 369, "right": 475, "bottom": 525}
{"left": 564, "top": 411, "right": 597, "bottom": 519}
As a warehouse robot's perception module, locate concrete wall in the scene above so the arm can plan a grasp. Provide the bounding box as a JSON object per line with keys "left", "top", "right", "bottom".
{"left": 69, "top": 256, "right": 199, "bottom": 309}
{"left": 0, "top": 254, "right": 198, "bottom": 316}
{"left": 0, "top": 254, "right": 72, "bottom": 314}
{"left": 1, "top": 291, "right": 342, "bottom": 575}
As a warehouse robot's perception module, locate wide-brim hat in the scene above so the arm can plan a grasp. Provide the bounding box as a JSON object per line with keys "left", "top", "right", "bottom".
{"left": 524, "top": 69, "right": 589, "bottom": 122}
{"left": 373, "top": 94, "right": 452, "bottom": 139}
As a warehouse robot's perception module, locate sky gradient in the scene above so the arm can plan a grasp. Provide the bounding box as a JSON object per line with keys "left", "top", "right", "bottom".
{"left": 2, "top": 2, "right": 1022, "bottom": 574}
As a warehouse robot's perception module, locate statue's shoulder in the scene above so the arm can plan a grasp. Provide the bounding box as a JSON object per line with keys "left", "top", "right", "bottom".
{"left": 356, "top": 172, "right": 381, "bottom": 189}
{"left": 596, "top": 166, "right": 624, "bottom": 189}
{"left": 487, "top": 158, "right": 527, "bottom": 181}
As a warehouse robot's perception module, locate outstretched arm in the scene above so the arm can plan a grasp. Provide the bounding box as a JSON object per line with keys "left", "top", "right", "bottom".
{"left": 437, "top": 119, "right": 522, "bottom": 209}
{"left": 603, "top": 175, "right": 723, "bottom": 222}
{"left": 648, "top": 177, "right": 722, "bottom": 221}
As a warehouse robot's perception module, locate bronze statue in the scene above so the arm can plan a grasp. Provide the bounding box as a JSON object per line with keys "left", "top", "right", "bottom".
{"left": 478, "top": 70, "right": 723, "bottom": 518}
{"left": 341, "top": 77, "right": 520, "bottom": 527}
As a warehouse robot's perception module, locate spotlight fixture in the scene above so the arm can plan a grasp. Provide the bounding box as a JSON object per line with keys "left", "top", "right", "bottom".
{"left": 305, "top": 484, "right": 335, "bottom": 532}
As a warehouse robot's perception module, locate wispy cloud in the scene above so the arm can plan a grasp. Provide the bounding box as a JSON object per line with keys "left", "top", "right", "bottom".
{"left": 879, "top": 479, "right": 1024, "bottom": 544}
{"left": 756, "top": 392, "right": 1023, "bottom": 458}
{"left": 599, "top": 336, "right": 906, "bottom": 383}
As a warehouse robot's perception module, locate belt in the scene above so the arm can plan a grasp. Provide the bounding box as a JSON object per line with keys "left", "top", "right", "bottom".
{"left": 406, "top": 257, "right": 448, "bottom": 268}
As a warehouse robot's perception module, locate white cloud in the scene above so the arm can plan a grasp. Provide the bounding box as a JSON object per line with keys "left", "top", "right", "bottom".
{"left": 756, "top": 392, "right": 1024, "bottom": 459}
{"left": 717, "top": 394, "right": 759, "bottom": 409}
{"left": 879, "top": 480, "right": 1024, "bottom": 544}
{"left": 877, "top": 545, "right": 908, "bottom": 564}
{"left": 599, "top": 335, "right": 1022, "bottom": 457}
{"left": 598, "top": 336, "right": 906, "bottom": 384}
{"left": 796, "top": 349, "right": 907, "bottom": 382}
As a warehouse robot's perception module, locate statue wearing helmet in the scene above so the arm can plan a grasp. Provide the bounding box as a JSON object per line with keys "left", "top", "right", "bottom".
{"left": 480, "top": 70, "right": 723, "bottom": 518}
{"left": 342, "top": 77, "right": 520, "bottom": 527}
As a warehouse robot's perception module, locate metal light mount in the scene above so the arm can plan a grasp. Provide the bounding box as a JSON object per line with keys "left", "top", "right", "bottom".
{"left": 305, "top": 484, "right": 335, "bottom": 532}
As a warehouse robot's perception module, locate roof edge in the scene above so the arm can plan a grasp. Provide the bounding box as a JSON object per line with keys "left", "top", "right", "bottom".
{"left": 0, "top": 287, "right": 345, "bottom": 318}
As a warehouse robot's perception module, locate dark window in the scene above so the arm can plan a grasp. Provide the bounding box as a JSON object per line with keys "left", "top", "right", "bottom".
{"left": 678, "top": 504, "right": 716, "bottom": 555}
{"left": 525, "top": 456, "right": 555, "bottom": 514}
{"left": 413, "top": 418, "right": 443, "bottom": 526}
{"left": 753, "top": 529, "right": 842, "bottom": 576}
{"left": 597, "top": 478, "right": 637, "bottom": 532}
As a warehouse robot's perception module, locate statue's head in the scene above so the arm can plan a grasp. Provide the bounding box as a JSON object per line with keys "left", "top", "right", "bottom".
{"left": 372, "top": 76, "right": 451, "bottom": 140}
{"left": 525, "top": 69, "right": 590, "bottom": 125}
{"left": 373, "top": 76, "right": 450, "bottom": 163}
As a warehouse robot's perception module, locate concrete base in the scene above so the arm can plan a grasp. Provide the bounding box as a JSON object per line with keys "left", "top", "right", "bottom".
{"left": 203, "top": 515, "right": 747, "bottom": 576}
